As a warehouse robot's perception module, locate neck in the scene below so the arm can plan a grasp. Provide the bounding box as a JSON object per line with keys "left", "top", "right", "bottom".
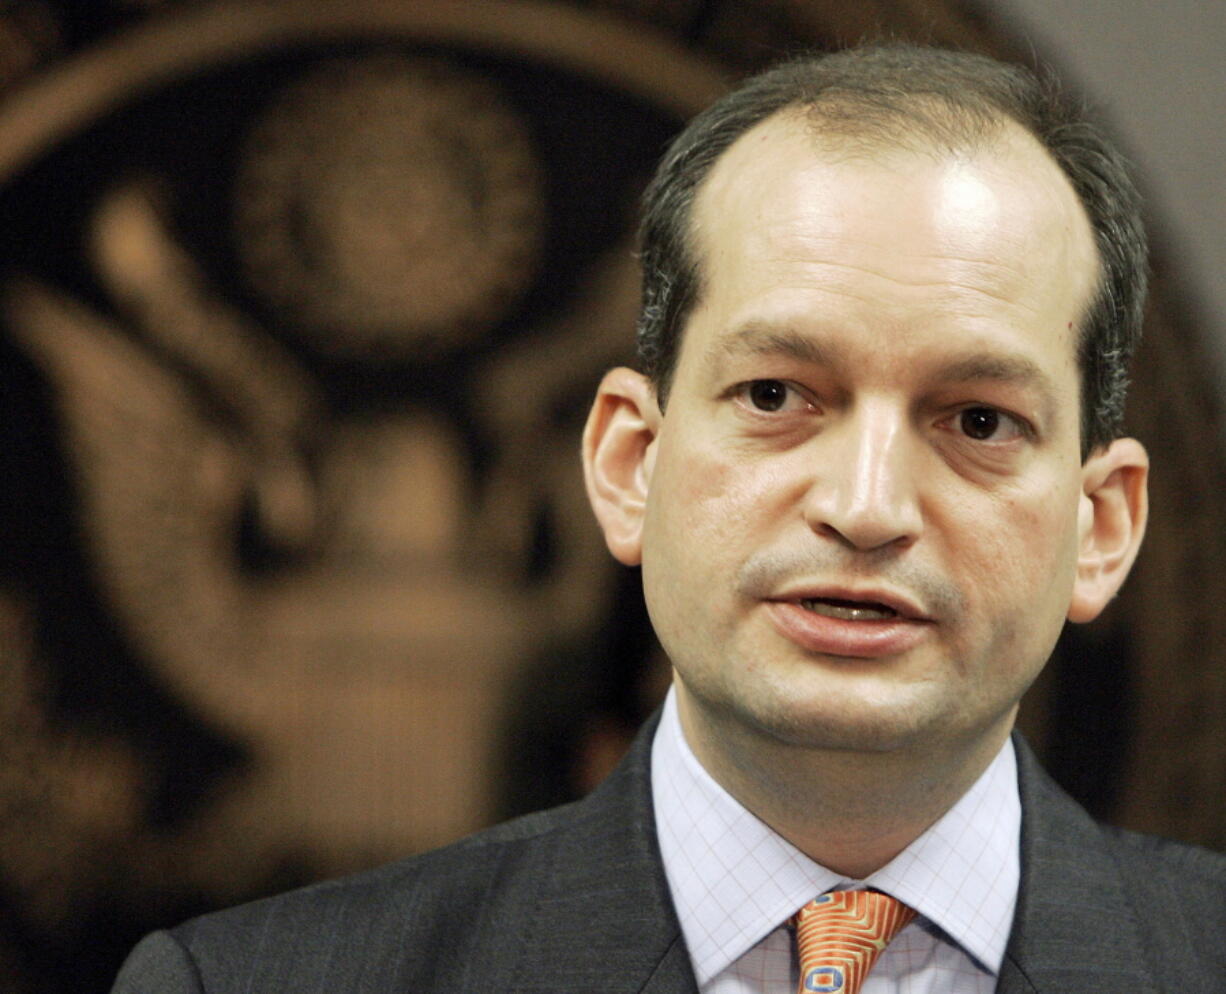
{"left": 674, "top": 689, "right": 1014, "bottom": 879}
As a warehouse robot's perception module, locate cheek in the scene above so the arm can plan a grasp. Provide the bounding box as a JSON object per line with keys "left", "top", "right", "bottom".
{"left": 648, "top": 437, "right": 789, "bottom": 553}
{"left": 955, "top": 483, "right": 1082, "bottom": 621}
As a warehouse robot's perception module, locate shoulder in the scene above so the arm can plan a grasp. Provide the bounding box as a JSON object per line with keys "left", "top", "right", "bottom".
{"left": 1011, "top": 735, "right": 1226, "bottom": 985}
{"left": 221, "top": 799, "right": 587, "bottom": 910}
{"left": 1099, "top": 819, "right": 1226, "bottom": 875}
{"left": 175, "top": 801, "right": 592, "bottom": 987}
{"left": 1100, "top": 825, "right": 1226, "bottom": 982}
{"left": 1098, "top": 821, "right": 1226, "bottom": 920}
{"left": 1018, "top": 733, "right": 1226, "bottom": 912}
{"left": 112, "top": 719, "right": 665, "bottom": 993}
{"left": 1019, "top": 736, "right": 1226, "bottom": 909}
{"left": 112, "top": 801, "right": 595, "bottom": 992}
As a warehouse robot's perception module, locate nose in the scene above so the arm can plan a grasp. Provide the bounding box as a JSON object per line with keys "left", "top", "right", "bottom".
{"left": 802, "top": 400, "right": 923, "bottom": 552}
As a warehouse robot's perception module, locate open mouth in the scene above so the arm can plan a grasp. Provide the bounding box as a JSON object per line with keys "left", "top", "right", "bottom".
{"left": 799, "top": 597, "right": 899, "bottom": 621}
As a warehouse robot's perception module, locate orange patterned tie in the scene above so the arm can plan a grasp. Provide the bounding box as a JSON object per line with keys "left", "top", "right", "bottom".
{"left": 792, "top": 890, "right": 916, "bottom": 994}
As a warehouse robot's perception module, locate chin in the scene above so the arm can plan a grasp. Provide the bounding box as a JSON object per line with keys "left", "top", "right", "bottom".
{"left": 735, "top": 684, "right": 959, "bottom": 755}
{"left": 763, "top": 713, "right": 932, "bottom": 755}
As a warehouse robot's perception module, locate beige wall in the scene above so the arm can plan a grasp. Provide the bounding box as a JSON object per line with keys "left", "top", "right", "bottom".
{"left": 998, "top": 0, "right": 1226, "bottom": 401}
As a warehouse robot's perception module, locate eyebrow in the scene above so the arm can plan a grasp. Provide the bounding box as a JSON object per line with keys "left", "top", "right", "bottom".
{"left": 935, "top": 354, "right": 1051, "bottom": 389}
{"left": 709, "top": 325, "right": 845, "bottom": 367}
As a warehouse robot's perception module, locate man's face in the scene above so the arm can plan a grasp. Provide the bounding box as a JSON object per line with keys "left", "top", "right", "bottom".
{"left": 628, "top": 112, "right": 1115, "bottom": 762}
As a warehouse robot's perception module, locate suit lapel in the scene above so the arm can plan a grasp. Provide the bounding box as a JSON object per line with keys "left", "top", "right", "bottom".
{"left": 506, "top": 715, "right": 700, "bottom": 994}
{"left": 997, "top": 737, "right": 1158, "bottom": 993}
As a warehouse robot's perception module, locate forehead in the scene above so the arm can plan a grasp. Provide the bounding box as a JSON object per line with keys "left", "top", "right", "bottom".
{"left": 684, "top": 110, "right": 1099, "bottom": 372}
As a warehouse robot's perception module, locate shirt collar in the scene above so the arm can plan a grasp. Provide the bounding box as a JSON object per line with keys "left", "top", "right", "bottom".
{"left": 651, "top": 687, "right": 1020, "bottom": 986}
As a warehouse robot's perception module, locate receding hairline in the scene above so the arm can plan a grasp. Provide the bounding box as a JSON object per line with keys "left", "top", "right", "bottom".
{"left": 678, "top": 98, "right": 1103, "bottom": 386}
{"left": 687, "top": 92, "right": 1075, "bottom": 245}
{"left": 795, "top": 90, "right": 1018, "bottom": 155}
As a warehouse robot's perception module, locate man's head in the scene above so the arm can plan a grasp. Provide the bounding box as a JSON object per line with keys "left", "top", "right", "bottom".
{"left": 583, "top": 44, "right": 1149, "bottom": 778}
{"left": 637, "top": 44, "right": 1147, "bottom": 457}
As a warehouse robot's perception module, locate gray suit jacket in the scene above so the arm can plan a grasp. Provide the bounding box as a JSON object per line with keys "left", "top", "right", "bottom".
{"left": 112, "top": 723, "right": 1226, "bottom": 993}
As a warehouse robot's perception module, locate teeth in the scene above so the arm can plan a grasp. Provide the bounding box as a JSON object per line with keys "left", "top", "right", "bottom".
{"left": 801, "top": 598, "right": 897, "bottom": 621}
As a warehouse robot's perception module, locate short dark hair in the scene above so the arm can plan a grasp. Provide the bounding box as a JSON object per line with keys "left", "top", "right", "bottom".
{"left": 636, "top": 44, "right": 1147, "bottom": 455}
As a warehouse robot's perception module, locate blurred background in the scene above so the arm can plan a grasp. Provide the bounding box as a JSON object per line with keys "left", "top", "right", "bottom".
{"left": 0, "top": 1, "right": 1221, "bottom": 991}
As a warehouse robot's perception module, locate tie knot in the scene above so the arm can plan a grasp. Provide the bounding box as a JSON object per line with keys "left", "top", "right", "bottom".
{"left": 792, "top": 890, "right": 916, "bottom": 993}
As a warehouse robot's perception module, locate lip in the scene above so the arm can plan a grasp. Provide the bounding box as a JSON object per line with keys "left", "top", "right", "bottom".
{"left": 763, "top": 585, "right": 934, "bottom": 658}
{"left": 770, "top": 584, "right": 931, "bottom": 621}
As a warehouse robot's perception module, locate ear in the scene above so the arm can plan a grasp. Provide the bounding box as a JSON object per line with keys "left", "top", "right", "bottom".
{"left": 582, "top": 367, "right": 661, "bottom": 566}
{"left": 1067, "top": 437, "right": 1149, "bottom": 623}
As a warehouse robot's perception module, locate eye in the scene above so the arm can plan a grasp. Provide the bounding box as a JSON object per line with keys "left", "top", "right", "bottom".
{"left": 737, "top": 379, "right": 810, "bottom": 413}
{"left": 956, "top": 406, "right": 1025, "bottom": 442}
{"left": 748, "top": 380, "right": 788, "bottom": 411}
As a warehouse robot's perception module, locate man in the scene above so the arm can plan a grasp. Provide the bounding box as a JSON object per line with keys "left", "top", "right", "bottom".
{"left": 113, "top": 44, "right": 1226, "bottom": 993}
